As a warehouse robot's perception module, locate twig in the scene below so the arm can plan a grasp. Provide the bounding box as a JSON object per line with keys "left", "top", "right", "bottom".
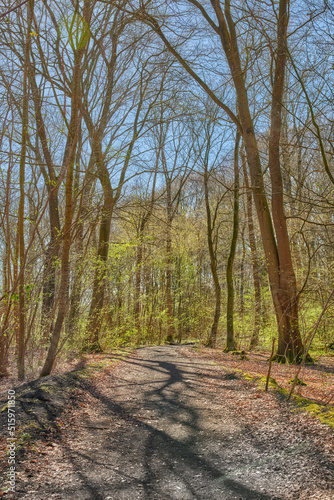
{"left": 0, "top": 0, "right": 30, "bottom": 20}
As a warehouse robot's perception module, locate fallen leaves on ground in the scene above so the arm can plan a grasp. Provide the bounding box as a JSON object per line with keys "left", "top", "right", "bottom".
{"left": 182, "top": 345, "right": 334, "bottom": 405}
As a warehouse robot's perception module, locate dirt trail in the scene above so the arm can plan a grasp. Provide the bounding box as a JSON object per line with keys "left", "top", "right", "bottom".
{"left": 5, "top": 346, "right": 334, "bottom": 499}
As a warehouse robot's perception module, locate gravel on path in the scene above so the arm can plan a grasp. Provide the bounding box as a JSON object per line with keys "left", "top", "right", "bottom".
{"left": 2, "top": 345, "right": 334, "bottom": 499}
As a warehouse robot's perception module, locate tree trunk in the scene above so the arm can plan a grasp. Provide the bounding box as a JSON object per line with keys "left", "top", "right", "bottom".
{"left": 177, "top": 256, "right": 183, "bottom": 343}
{"left": 0, "top": 325, "right": 9, "bottom": 377}
{"left": 134, "top": 237, "right": 143, "bottom": 337}
{"left": 69, "top": 168, "right": 95, "bottom": 335}
{"left": 225, "top": 131, "right": 240, "bottom": 352}
{"left": 17, "top": 1, "right": 33, "bottom": 379}
{"left": 203, "top": 157, "right": 221, "bottom": 348}
{"left": 84, "top": 186, "right": 113, "bottom": 352}
{"left": 239, "top": 225, "right": 245, "bottom": 320}
{"left": 29, "top": 56, "right": 61, "bottom": 338}
{"left": 0, "top": 247, "right": 10, "bottom": 377}
{"left": 40, "top": 46, "right": 83, "bottom": 377}
{"left": 40, "top": 193, "right": 60, "bottom": 339}
{"left": 211, "top": 0, "right": 303, "bottom": 362}
{"left": 165, "top": 180, "right": 174, "bottom": 343}
{"left": 68, "top": 227, "right": 83, "bottom": 335}
{"left": 241, "top": 148, "right": 261, "bottom": 349}
{"left": 0, "top": 310, "right": 10, "bottom": 377}
{"left": 267, "top": 0, "right": 303, "bottom": 361}
{"left": 1, "top": 165, "right": 12, "bottom": 377}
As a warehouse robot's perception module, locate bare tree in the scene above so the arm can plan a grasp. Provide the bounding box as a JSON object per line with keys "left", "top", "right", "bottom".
{"left": 40, "top": 1, "right": 89, "bottom": 376}
{"left": 134, "top": 0, "right": 304, "bottom": 361}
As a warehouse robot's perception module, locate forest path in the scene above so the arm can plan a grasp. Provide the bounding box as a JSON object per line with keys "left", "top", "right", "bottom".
{"left": 12, "top": 345, "right": 334, "bottom": 499}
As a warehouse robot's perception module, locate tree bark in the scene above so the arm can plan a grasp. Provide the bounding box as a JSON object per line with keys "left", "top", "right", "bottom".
{"left": 267, "top": 0, "right": 303, "bottom": 361}
{"left": 241, "top": 148, "right": 261, "bottom": 349}
{"left": 0, "top": 245, "right": 10, "bottom": 377}
{"left": 84, "top": 178, "right": 114, "bottom": 352}
{"left": 135, "top": 237, "right": 143, "bottom": 336}
{"left": 225, "top": 131, "right": 240, "bottom": 351}
{"left": 165, "top": 179, "right": 174, "bottom": 343}
{"left": 203, "top": 151, "right": 221, "bottom": 349}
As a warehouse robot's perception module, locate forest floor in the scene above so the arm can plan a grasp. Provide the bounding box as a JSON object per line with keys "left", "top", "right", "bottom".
{"left": 190, "top": 345, "right": 334, "bottom": 406}
{"left": 0, "top": 344, "right": 334, "bottom": 499}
